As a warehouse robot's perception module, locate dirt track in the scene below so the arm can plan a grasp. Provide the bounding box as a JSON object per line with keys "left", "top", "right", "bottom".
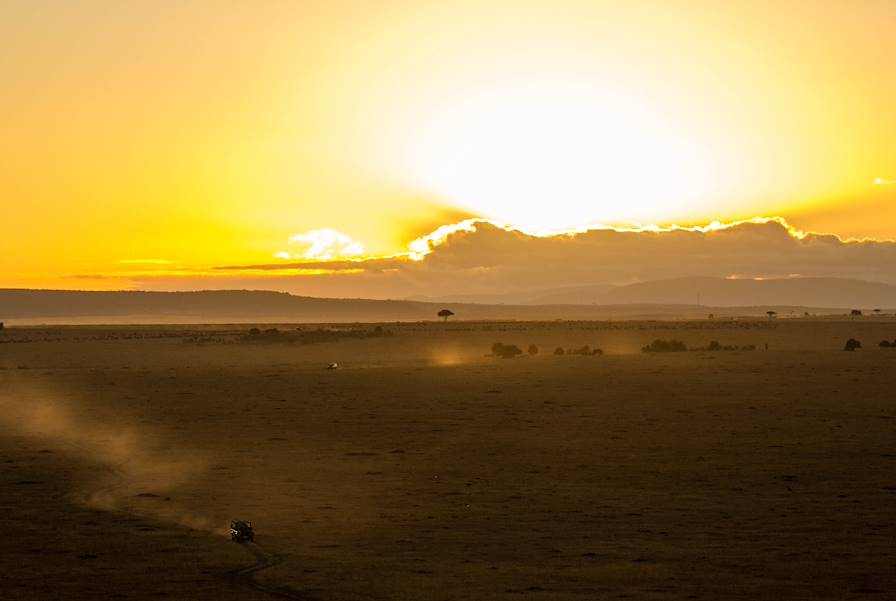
{"left": 230, "top": 542, "right": 310, "bottom": 601}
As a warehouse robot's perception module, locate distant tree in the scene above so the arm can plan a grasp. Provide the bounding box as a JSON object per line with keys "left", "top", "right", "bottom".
{"left": 527, "top": 344, "right": 539, "bottom": 356}
{"left": 766, "top": 311, "right": 777, "bottom": 320}
{"left": 491, "top": 342, "right": 522, "bottom": 359}
{"left": 438, "top": 309, "right": 455, "bottom": 322}
{"left": 553, "top": 347, "right": 565, "bottom": 355}
{"left": 707, "top": 340, "right": 723, "bottom": 351}
{"left": 248, "top": 327, "right": 261, "bottom": 336}
{"left": 843, "top": 338, "right": 862, "bottom": 351}
{"left": 707, "top": 313, "right": 714, "bottom": 320}
{"left": 880, "top": 340, "right": 891, "bottom": 348}
{"left": 873, "top": 308, "right": 881, "bottom": 314}
{"left": 850, "top": 309, "right": 862, "bottom": 318}
{"left": 642, "top": 339, "right": 687, "bottom": 353}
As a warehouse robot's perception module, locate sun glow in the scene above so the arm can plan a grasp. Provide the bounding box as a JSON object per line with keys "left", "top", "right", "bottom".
{"left": 397, "top": 80, "right": 710, "bottom": 229}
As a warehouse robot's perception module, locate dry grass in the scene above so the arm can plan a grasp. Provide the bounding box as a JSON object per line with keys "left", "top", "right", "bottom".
{"left": 2, "top": 319, "right": 895, "bottom": 600}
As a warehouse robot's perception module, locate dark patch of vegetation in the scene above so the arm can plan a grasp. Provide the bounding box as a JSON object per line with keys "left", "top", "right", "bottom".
{"left": 569, "top": 344, "right": 603, "bottom": 356}
{"left": 238, "top": 326, "right": 393, "bottom": 345}
{"left": 642, "top": 339, "right": 687, "bottom": 353}
{"left": 553, "top": 347, "right": 565, "bottom": 355}
{"left": 527, "top": 344, "right": 539, "bottom": 356}
{"left": 879, "top": 340, "right": 894, "bottom": 348}
{"left": 491, "top": 342, "right": 523, "bottom": 359}
{"left": 694, "top": 340, "right": 756, "bottom": 351}
{"left": 843, "top": 338, "right": 862, "bottom": 351}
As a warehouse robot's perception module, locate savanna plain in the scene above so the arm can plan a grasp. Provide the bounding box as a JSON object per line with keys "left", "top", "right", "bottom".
{"left": 2, "top": 319, "right": 895, "bottom": 600}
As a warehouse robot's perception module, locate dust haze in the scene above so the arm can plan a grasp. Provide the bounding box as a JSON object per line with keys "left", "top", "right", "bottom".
{"left": 0, "top": 384, "right": 223, "bottom": 536}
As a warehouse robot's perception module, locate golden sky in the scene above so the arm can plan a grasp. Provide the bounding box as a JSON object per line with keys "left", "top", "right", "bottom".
{"left": 2, "top": 0, "right": 895, "bottom": 290}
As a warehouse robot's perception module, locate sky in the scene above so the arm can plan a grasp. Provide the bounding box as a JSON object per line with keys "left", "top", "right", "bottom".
{"left": 2, "top": 0, "right": 895, "bottom": 294}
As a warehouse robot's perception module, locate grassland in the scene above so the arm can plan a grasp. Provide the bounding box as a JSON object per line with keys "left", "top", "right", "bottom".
{"left": 2, "top": 319, "right": 895, "bottom": 600}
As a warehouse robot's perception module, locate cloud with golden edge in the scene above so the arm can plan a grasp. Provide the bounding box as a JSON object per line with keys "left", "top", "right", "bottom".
{"left": 67, "top": 216, "right": 896, "bottom": 301}
{"left": 281, "top": 228, "right": 366, "bottom": 261}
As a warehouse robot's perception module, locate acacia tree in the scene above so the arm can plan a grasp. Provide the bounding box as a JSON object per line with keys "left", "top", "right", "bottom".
{"left": 766, "top": 311, "right": 777, "bottom": 321}
{"left": 438, "top": 309, "right": 455, "bottom": 322}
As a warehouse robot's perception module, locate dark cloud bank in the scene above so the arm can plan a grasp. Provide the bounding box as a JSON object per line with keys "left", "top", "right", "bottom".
{"left": 200, "top": 219, "right": 896, "bottom": 302}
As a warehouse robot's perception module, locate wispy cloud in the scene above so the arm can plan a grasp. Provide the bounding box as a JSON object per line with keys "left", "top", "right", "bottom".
{"left": 874, "top": 177, "right": 894, "bottom": 185}
{"left": 116, "top": 258, "right": 173, "bottom": 265}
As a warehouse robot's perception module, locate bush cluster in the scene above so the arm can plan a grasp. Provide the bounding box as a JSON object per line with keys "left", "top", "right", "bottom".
{"left": 493, "top": 342, "right": 603, "bottom": 358}
{"left": 880, "top": 339, "right": 896, "bottom": 348}
{"left": 491, "top": 342, "right": 523, "bottom": 359}
{"left": 641, "top": 339, "right": 687, "bottom": 353}
{"left": 240, "top": 326, "right": 392, "bottom": 345}
{"left": 844, "top": 338, "right": 862, "bottom": 351}
{"left": 692, "top": 340, "right": 757, "bottom": 351}
{"left": 569, "top": 344, "right": 603, "bottom": 355}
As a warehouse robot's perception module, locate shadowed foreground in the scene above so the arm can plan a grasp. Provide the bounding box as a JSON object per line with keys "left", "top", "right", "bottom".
{"left": 2, "top": 320, "right": 895, "bottom": 600}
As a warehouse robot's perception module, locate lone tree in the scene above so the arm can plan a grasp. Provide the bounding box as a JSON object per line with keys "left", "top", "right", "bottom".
{"left": 850, "top": 309, "right": 862, "bottom": 318}
{"left": 843, "top": 338, "right": 862, "bottom": 352}
{"left": 437, "top": 309, "right": 455, "bottom": 322}
{"left": 527, "top": 344, "right": 539, "bottom": 356}
{"left": 766, "top": 311, "right": 777, "bottom": 321}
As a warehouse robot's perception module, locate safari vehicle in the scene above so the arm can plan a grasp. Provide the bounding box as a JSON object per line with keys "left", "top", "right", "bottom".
{"left": 230, "top": 519, "right": 254, "bottom": 542}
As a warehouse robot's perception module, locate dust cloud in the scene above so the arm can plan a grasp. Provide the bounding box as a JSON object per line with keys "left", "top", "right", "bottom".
{"left": 0, "top": 385, "right": 227, "bottom": 536}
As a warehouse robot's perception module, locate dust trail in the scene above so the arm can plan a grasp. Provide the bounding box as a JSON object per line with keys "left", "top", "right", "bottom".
{"left": 0, "top": 385, "right": 226, "bottom": 536}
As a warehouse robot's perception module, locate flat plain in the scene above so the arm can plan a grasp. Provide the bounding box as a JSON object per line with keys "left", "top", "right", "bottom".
{"left": 2, "top": 319, "right": 895, "bottom": 600}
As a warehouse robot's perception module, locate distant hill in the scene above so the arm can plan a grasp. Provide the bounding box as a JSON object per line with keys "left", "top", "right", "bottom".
{"left": 0, "top": 287, "right": 883, "bottom": 324}
{"left": 412, "top": 277, "right": 896, "bottom": 308}
{"left": 600, "top": 277, "right": 896, "bottom": 308}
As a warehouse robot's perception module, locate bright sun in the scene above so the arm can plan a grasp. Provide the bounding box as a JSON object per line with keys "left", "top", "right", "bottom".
{"left": 399, "top": 80, "right": 711, "bottom": 230}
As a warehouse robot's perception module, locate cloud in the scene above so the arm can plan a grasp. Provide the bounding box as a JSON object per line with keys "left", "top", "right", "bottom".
{"left": 874, "top": 177, "right": 894, "bottom": 185}
{"left": 128, "top": 217, "right": 896, "bottom": 299}
{"left": 281, "top": 228, "right": 366, "bottom": 260}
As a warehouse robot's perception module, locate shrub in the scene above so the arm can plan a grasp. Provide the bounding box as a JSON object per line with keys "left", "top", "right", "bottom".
{"left": 492, "top": 342, "right": 523, "bottom": 359}
{"left": 844, "top": 338, "right": 862, "bottom": 351}
{"left": 742, "top": 344, "right": 757, "bottom": 351}
{"left": 707, "top": 340, "right": 723, "bottom": 351}
{"left": 554, "top": 347, "right": 565, "bottom": 355}
{"left": 527, "top": 344, "right": 539, "bottom": 356}
{"left": 880, "top": 340, "right": 892, "bottom": 348}
{"left": 642, "top": 339, "right": 687, "bottom": 353}
{"left": 248, "top": 327, "right": 261, "bottom": 336}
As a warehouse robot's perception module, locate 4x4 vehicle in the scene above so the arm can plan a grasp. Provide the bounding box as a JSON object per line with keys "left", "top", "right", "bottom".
{"left": 230, "top": 519, "right": 254, "bottom": 542}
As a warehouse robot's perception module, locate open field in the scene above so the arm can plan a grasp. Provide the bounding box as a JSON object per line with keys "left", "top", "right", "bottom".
{"left": 2, "top": 319, "right": 895, "bottom": 600}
